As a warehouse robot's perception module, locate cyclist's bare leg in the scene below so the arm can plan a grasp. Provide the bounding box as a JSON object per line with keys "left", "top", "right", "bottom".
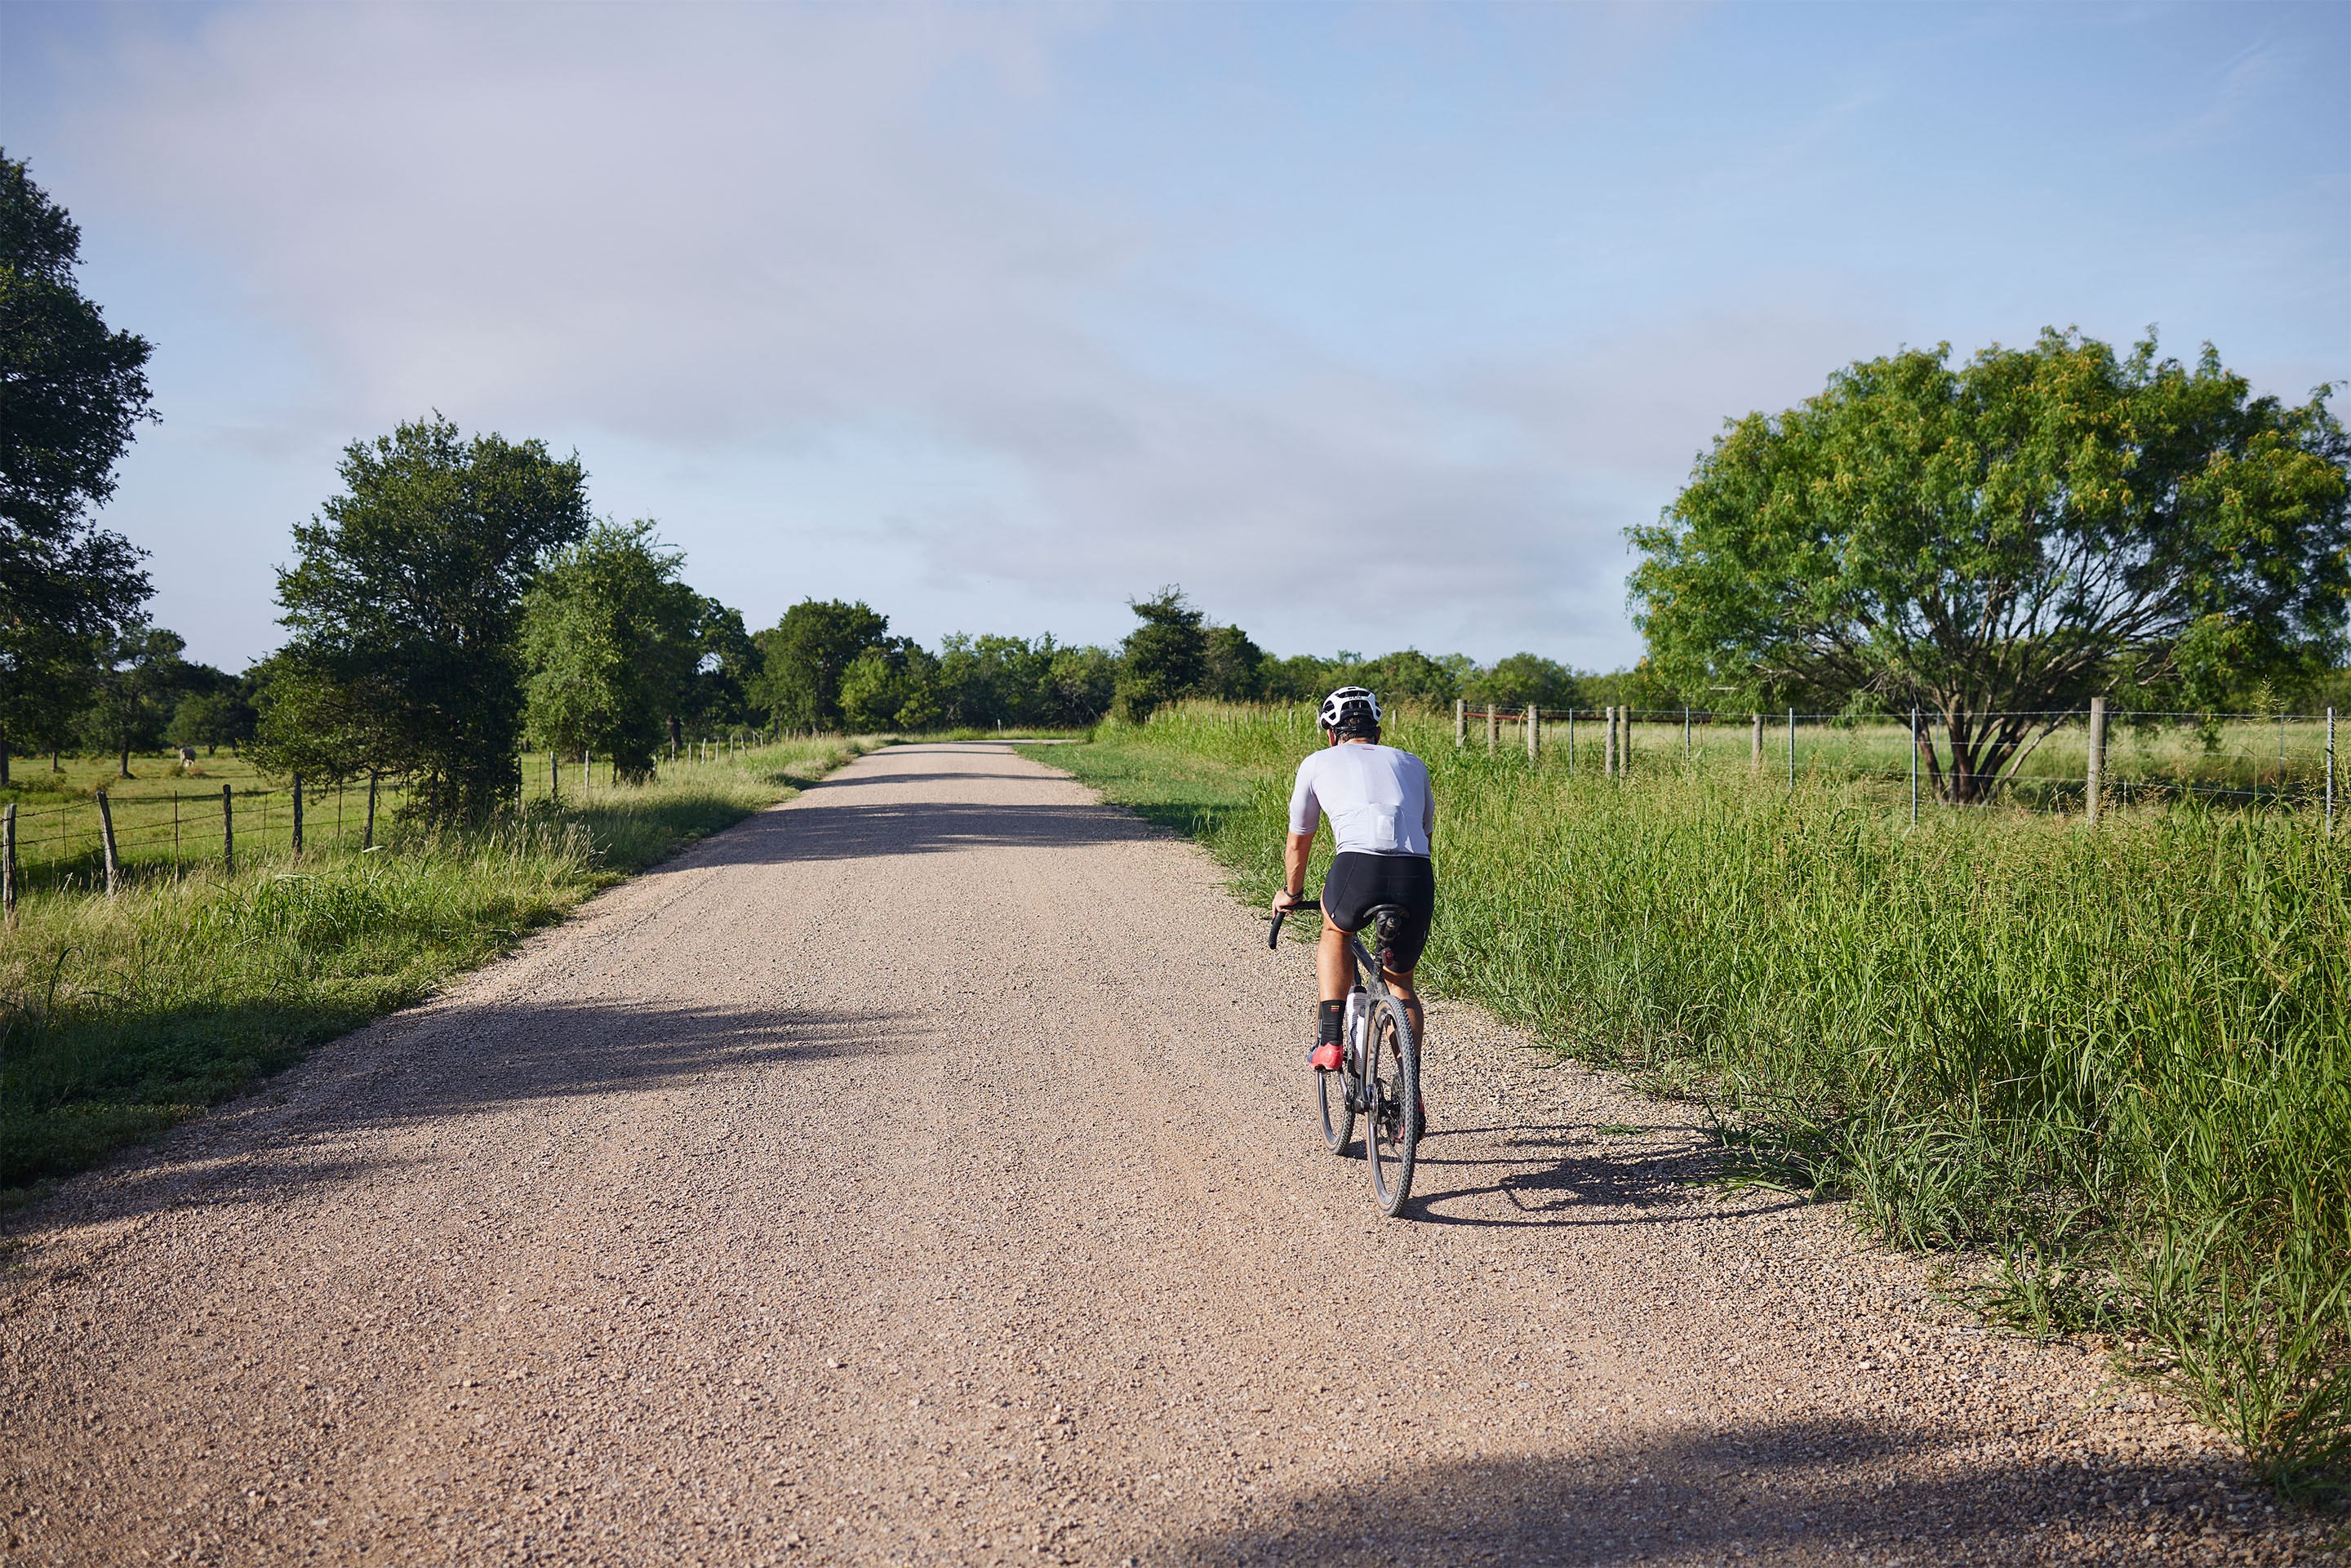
{"left": 1384, "top": 968, "right": 1424, "bottom": 1041}
{"left": 1319, "top": 925, "right": 1424, "bottom": 1031}
{"left": 1316, "top": 920, "right": 1353, "bottom": 1003}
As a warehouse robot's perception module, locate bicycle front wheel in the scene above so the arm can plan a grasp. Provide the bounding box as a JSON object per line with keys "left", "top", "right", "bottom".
{"left": 1365, "top": 997, "right": 1420, "bottom": 1216}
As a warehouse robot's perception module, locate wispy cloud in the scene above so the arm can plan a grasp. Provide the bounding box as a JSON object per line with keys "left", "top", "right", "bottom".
{"left": 7, "top": 0, "right": 2342, "bottom": 669}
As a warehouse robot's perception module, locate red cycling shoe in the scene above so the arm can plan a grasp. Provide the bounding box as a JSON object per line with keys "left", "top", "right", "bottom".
{"left": 1310, "top": 1041, "right": 1346, "bottom": 1073}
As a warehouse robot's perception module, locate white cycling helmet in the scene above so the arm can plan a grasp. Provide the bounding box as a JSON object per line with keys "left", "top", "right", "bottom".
{"left": 1318, "top": 686, "right": 1382, "bottom": 731}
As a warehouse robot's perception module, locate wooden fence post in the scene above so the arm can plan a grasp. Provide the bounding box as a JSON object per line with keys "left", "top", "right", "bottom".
{"left": 1485, "top": 705, "right": 1497, "bottom": 752}
{"left": 3, "top": 802, "right": 16, "bottom": 924}
{"left": 1527, "top": 705, "right": 1540, "bottom": 763}
{"left": 1751, "top": 713, "right": 1762, "bottom": 770}
{"left": 291, "top": 775, "right": 304, "bottom": 860}
{"left": 1910, "top": 707, "right": 1920, "bottom": 826}
{"left": 1604, "top": 707, "right": 1617, "bottom": 777}
{"left": 549, "top": 748, "right": 559, "bottom": 805}
{"left": 221, "top": 784, "right": 234, "bottom": 875}
{"left": 1455, "top": 700, "right": 1465, "bottom": 748}
{"left": 362, "top": 771, "right": 377, "bottom": 851}
{"left": 1622, "top": 708, "right": 1633, "bottom": 776}
{"left": 2086, "top": 696, "right": 2107, "bottom": 826}
{"left": 97, "top": 791, "right": 120, "bottom": 897}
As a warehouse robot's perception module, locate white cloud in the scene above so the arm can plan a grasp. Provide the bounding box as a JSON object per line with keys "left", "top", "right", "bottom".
{"left": 22, "top": 1, "right": 2333, "bottom": 670}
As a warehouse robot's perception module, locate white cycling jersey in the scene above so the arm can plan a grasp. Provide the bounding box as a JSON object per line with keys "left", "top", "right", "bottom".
{"left": 1288, "top": 742, "right": 1434, "bottom": 858}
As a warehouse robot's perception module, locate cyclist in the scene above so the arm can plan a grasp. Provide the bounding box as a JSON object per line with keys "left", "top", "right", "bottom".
{"left": 1271, "top": 686, "right": 1436, "bottom": 1092}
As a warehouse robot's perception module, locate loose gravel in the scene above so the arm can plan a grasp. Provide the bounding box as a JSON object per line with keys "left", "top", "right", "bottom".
{"left": 0, "top": 744, "right": 2334, "bottom": 1566}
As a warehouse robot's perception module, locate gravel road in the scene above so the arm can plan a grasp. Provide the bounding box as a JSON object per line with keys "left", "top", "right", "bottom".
{"left": 0, "top": 744, "right": 2331, "bottom": 1566}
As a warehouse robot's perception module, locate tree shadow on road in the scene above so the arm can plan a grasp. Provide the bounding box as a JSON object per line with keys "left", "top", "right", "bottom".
{"left": 673, "top": 798, "right": 1164, "bottom": 867}
{"left": 6, "top": 999, "right": 922, "bottom": 1231}
{"left": 1157, "top": 1412, "right": 2292, "bottom": 1566}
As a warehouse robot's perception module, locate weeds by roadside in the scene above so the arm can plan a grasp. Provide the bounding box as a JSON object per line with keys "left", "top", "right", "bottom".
{"left": 0, "top": 738, "right": 865, "bottom": 1202}
{"left": 1023, "top": 704, "right": 2350, "bottom": 1501}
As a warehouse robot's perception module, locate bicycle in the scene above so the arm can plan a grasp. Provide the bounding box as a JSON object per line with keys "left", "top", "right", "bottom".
{"left": 1267, "top": 895, "right": 1420, "bottom": 1217}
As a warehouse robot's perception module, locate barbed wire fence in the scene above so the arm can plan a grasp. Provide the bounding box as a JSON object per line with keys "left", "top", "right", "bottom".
{"left": 0, "top": 732, "right": 804, "bottom": 922}
{"left": 1445, "top": 698, "right": 2340, "bottom": 831}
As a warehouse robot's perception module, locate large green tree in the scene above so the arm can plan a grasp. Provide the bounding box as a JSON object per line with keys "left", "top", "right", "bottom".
{"left": 1113, "top": 588, "right": 1207, "bottom": 722}
{"left": 1464, "top": 653, "right": 1584, "bottom": 713}
{"left": 1630, "top": 330, "right": 2351, "bottom": 801}
{"left": 264, "top": 415, "right": 591, "bottom": 822}
{"left": 246, "top": 650, "right": 402, "bottom": 788}
{"left": 164, "top": 663, "right": 256, "bottom": 756}
{"left": 935, "top": 633, "right": 1055, "bottom": 728}
{"left": 1200, "top": 624, "right": 1266, "bottom": 701}
{"left": 752, "top": 599, "right": 889, "bottom": 731}
{"left": 1332, "top": 649, "right": 1466, "bottom": 709}
{"left": 83, "top": 620, "right": 186, "bottom": 777}
{"left": 0, "top": 621, "right": 96, "bottom": 775}
{"left": 1041, "top": 645, "right": 1118, "bottom": 726}
{"left": 519, "top": 521, "right": 703, "bottom": 780}
{"left": 836, "top": 638, "right": 940, "bottom": 731}
{"left": 0, "top": 151, "right": 155, "bottom": 785}
{"left": 683, "top": 598, "right": 762, "bottom": 738}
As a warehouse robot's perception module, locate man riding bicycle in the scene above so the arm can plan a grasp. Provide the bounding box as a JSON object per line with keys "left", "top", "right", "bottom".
{"left": 1270, "top": 686, "right": 1436, "bottom": 1092}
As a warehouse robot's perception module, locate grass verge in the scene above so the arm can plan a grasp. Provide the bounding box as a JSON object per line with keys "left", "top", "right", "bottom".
{"left": 1021, "top": 704, "right": 2350, "bottom": 1500}
{"left": 0, "top": 737, "right": 866, "bottom": 1202}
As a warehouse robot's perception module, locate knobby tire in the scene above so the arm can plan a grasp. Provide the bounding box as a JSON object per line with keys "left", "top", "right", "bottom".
{"left": 1366, "top": 997, "right": 1419, "bottom": 1216}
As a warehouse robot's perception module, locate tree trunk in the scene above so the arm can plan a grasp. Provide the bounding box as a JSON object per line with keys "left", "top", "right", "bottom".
{"left": 119, "top": 745, "right": 132, "bottom": 779}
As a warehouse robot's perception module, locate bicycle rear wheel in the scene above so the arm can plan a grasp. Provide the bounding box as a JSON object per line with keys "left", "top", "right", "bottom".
{"left": 1365, "top": 997, "right": 1420, "bottom": 1216}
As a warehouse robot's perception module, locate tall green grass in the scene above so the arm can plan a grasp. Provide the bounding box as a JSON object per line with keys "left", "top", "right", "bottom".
{"left": 1028, "top": 704, "right": 2350, "bottom": 1495}
{"left": 0, "top": 739, "right": 864, "bottom": 1199}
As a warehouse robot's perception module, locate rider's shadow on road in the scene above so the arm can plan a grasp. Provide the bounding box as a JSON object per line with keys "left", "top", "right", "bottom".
{"left": 1407, "top": 1119, "right": 1802, "bottom": 1228}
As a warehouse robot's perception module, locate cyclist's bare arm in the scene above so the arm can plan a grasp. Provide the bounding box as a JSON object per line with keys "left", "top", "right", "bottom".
{"left": 1273, "top": 833, "right": 1315, "bottom": 911}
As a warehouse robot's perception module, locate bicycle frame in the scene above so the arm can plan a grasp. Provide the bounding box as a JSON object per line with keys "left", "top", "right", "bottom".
{"left": 1270, "top": 897, "right": 1421, "bottom": 1215}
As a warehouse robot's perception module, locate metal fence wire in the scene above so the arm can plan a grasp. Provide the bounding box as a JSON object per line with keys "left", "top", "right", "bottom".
{"left": 0, "top": 743, "right": 795, "bottom": 918}
{"left": 1439, "top": 699, "right": 2340, "bottom": 829}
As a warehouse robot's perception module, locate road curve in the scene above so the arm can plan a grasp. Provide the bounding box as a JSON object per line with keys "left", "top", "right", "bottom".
{"left": 0, "top": 744, "right": 2313, "bottom": 1566}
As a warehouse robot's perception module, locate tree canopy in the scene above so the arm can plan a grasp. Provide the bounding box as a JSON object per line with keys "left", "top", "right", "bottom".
{"left": 519, "top": 520, "right": 703, "bottom": 780}
{"left": 1630, "top": 329, "right": 2351, "bottom": 800}
{"left": 166, "top": 664, "right": 257, "bottom": 756}
{"left": 264, "top": 415, "right": 591, "bottom": 820}
{"left": 83, "top": 620, "right": 185, "bottom": 777}
{"left": 0, "top": 151, "right": 155, "bottom": 782}
{"left": 752, "top": 599, "right": 889, "bottom": 731}
{"left": 684, "top": 599, "right": 762, "bottom": 736}
{"left": 1462, "top": 652, "right": 1584, "bottom": 712}
{"left": 1113, "top": 588, "right": 1207, "bottom": 722}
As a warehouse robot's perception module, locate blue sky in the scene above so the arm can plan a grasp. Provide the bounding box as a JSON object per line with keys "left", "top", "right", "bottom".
{"left": 4, "top": 1, "right": 2345, "bottom": 672}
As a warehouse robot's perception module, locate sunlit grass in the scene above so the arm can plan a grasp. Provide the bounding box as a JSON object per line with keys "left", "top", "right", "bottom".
{"left": 1026, "top": 703, "right": 2350, "bottom": 1497}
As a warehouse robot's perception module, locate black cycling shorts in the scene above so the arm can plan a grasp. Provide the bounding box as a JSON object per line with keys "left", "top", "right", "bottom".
{"left": 1320, "top": 851, "right": 1436, "bottom": 973}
